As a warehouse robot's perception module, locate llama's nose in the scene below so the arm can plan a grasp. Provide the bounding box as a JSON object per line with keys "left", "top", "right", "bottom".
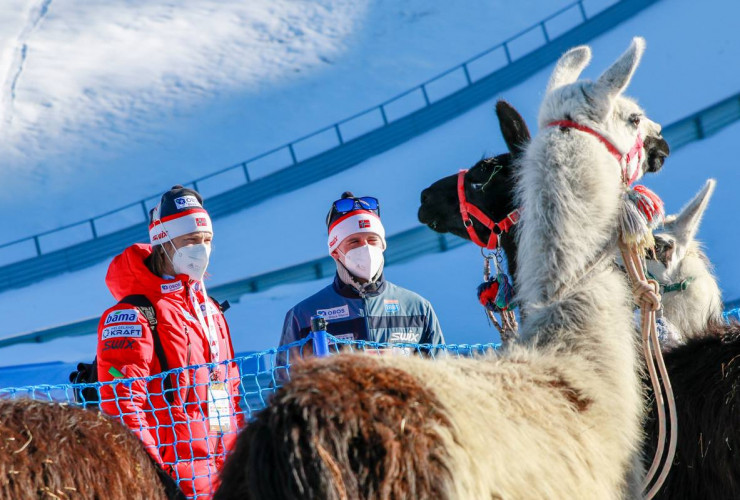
{"left": 420, "top": 188, "right": 430, "bottom": 205}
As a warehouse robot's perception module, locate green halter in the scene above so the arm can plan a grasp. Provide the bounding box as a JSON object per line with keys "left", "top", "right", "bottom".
{"left": 647, "top": 271, "right": 693, "bottom": 294}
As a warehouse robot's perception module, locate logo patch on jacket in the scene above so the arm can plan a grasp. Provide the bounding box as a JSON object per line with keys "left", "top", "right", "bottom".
{"left": 102, "top": 324, "right": 143, "bottom": 339}
{"left": 161, "top": 282, "right": 183, "bottom": 294}
{"left": 384, "top": 299, "right": 399, "bottom": 313}
{"left": 390, "top": 331, "right": 420, "bottom": 343}
{"left": 104, "top": 309, "right": 138, "bottom": 325}
{"left": 102, "top": 339, "right": 136, "bottom": 351}
{"left": 316, "top": 304, "right": 350, "bottom": 320}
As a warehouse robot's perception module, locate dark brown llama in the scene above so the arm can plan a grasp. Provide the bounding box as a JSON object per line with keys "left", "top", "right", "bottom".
{"left": 0, "top": 398, "right": 185, "bottom": 500}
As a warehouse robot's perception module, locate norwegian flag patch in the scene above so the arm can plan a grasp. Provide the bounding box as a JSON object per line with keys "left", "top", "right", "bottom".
{"left": 196, "top": 217, "right": 208, "bottom": 227}
{"left": 358, "top": 219, "right": 371, "bottom": 229}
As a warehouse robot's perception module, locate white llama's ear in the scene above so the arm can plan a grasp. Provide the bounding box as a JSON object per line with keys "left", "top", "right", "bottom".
{"left": 594, "top": 37, "right": 645, "bottom": 100}
{"left": 669, "top": 178, "right": 716, "bottom": 244}
{"left": 546, "top": 45, "right": 592, "bottom": 93}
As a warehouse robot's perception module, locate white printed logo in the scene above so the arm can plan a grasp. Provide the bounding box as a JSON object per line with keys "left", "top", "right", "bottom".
{"left": 174, "top": 195, "right": 201, "bottom": 209}
{"left": 104, "top": 309, "right": 139, "bottom": 325}
{"left": 161, "top": 282, "right": 183, "bottom": 294}
{"left": 390, "top": 331, "right": 421, "bottom": 343}
{"left": 102, "top": 324, "right": 143, "bottom": 339}
{"left": 316, "top": 304, "right": 350, "bottom": 320}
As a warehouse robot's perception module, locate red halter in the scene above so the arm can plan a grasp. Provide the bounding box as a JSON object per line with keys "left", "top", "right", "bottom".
{"left": 457, "top": 169, "right": 521, "bottom": 249}
{"left": 547, "top": 120, "right": 644, "bottom": 186}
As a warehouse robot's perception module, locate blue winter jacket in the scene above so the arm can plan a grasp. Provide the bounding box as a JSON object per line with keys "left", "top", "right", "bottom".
{"left": 277, "top": 274, "right": 444, "bottom": 369}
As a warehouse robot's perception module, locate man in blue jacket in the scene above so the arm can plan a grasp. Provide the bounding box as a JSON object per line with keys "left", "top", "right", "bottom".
{"left": 277, "top": 192, "right": 444, "bottom": 373}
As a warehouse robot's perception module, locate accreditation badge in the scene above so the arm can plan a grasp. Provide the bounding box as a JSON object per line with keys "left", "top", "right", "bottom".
{"left": 207, "top": 382, "right": 231, "bottom": 432}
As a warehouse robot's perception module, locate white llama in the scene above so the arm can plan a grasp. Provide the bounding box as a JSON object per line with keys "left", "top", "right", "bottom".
{"left": 216, "top": 38, "right": 664, "bottom": 500}
{"left": 646, "top": 179, "right": 724, "bottom": 343}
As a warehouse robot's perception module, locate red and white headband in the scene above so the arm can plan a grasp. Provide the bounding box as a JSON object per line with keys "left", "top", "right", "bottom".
{"left": 328, "top": 210, "right": 386, "bottom": 253}
{"left": 149, "top": 207, "right": 213, "bottom": 245}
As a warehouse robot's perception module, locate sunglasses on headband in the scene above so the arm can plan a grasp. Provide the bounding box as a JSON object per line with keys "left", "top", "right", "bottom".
{"left": 327, "top": 196, "right": 380, "bottom": 226}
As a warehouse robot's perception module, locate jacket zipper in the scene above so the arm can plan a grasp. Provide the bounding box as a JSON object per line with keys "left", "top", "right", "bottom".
{"left": 362, "top": 294, "right": 371, "bottom": 343}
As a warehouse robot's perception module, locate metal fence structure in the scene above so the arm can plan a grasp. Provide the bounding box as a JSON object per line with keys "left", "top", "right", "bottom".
{"left": 0, "top": 335, "right": 488, "bottom": 496}
{"left": 0, "top": 0, "right": 660, "bottom": 293}
{"left": 5, "top": 90, "right": 740, "bottom": 349}
{"left": 3, "top": 304, "right": 740, "bottom": 495}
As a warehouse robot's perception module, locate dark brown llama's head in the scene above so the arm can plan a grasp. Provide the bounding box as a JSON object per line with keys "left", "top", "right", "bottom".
{"left": 417, "top": 100, "right": 530, "bottom": 279}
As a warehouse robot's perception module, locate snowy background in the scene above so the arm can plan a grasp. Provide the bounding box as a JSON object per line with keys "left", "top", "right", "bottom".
{"left": 1, "top": 0, "right": 739, "bottom": 376}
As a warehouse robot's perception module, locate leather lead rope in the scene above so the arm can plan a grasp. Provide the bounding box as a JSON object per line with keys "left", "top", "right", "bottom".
{"left": 619, "top": 241, "right": 677, "bottom": 499}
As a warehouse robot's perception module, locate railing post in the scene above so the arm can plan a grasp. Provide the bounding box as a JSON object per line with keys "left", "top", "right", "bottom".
{"left": 33, "top": 236, "right": 42, "bottom": 256}
{"left": 420, "top": 85, "right": 431, "bottom": 106}
{"left": 379, "top": 105, "right": 389, "bottom": 125}
{"left": 314, "top": 262, "right": 323, "bottom": 279}
{"left": 694, "top": 115, "right": 705, "bottom": 139}
{"left": 334, "top": 124, "right": 344, "bottom": 145}
{"left": 242, "top": 162, "right": 251, "bottom": 183}
{"left": 141, "top": 200, "right": 149, "bottom": 220}
{"left": 578, "top": 0, "right": 587, "bottom": 21}
{"left": 503, "top": 42, "right": 512, "bottom": 64}
{"left": 90, "top": 219, "right": 98, "bottom": 239}
{"left": 192, "top": 180, "right": 199, "bottom": 192}
{"left": 288, "top": 144, "right": 298, "bottom": 165}
{"left": 540, "top": 21, "right": 550, "bottom": 43}
{"left": 462, "top": 63, "right": 472, "bottom": 85}
{"left": 439, "top": 234, "right": 448, "bottom": 252}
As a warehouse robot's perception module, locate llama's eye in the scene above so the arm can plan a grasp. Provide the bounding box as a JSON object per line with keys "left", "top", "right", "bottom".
{"left": 470, "top": 183, "right": 484, "bottom": 191}
{"left": 629, "top": 114, "right": 641, "bottom": 126}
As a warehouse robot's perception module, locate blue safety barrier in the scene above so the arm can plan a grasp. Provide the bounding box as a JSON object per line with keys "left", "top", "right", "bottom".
{"left": 0, "top": 334, "right": 491, "bottom": 496}
{"left": 723, "top": 307, "right": 740, "bottom": 323}
{"left": 2, "top": 301, "right": 740, "bottom": 494}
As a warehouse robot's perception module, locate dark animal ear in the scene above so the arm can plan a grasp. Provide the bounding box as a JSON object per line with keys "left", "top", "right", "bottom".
{"left": 496, "top": 100, "right": 530, "bottom": 156}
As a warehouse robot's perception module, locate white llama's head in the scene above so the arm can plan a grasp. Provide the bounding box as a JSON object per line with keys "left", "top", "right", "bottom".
{"left": 646, "top": 179, "right": 716, "bottom": 282}
{"left": 538, "top": 37, "right": 669, "bottom": 182}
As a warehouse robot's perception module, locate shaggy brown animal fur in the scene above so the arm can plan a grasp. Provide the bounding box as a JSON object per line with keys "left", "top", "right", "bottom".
{"left": 215, "top": 355, "right": 454, "bottom": 500}
{"left": 0, "top": 399, "right": 185, "bottom": 500}
{"left": 644, "top": 322, "right": 740, "bottom": 499}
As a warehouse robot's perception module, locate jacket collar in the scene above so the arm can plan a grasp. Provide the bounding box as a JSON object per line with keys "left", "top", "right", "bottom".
{"left": 332, "top": 273, "right": 386, "bottom": 298}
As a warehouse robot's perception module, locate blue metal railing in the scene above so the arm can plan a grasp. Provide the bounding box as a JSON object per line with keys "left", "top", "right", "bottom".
{"left": 3, "top": 87, "right": 738, "bottom": 348}
{"left": 0, "top": 0, "right": 659, "bottom": 293}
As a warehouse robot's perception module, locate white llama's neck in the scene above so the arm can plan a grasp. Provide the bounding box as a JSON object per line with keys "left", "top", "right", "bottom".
{"left": 662, "top": 245, "right": 723, "bottom": 339}
{"left": 515, "top": 127, "right": 635, "bottom": 378}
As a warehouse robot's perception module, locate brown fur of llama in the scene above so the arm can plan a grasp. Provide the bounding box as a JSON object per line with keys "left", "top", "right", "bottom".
{"left": 0, "top": 399, "right": 185, "bottom": 500}
{"left": 215, "top": 354, "right": 454, "bottom": 500}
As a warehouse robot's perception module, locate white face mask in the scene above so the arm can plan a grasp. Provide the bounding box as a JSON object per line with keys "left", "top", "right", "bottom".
{"left": 340, "top": 244, "right": 384, "bottom": 281}
{"left": 172, "top": 243, "right": 211, "bottom": 281}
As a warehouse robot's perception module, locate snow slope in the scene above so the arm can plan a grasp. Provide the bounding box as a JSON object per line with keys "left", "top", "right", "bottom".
{"left": 1, "top": 0, "right": 578, "bottom": 238}
{"left": 1, "top": 0, "right": 739, "bottom": 369}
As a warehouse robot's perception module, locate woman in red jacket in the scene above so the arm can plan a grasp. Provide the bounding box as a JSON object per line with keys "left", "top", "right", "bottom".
{"left": 97, "top": 185, "right": 243, "bottom": 499}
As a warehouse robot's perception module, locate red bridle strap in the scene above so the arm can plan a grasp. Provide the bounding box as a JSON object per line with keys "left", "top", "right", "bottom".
{"left": 547, "top": 120, "right": 644, "bottom": 186}
{"left": 457, "top": 169, "right": 521, "bottom": 249}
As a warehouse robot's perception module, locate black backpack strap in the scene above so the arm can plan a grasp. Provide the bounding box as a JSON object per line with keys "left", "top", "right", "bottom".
{"left": 119, "top": 294, "right": 174, "bottom": 404}
{"left": 208, "top": 295, "right": 229, "bottom": 313}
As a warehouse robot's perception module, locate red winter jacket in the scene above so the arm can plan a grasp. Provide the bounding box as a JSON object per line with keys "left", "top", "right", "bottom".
{"left": 97, "top": 244, "right": 244, "bottom": 499}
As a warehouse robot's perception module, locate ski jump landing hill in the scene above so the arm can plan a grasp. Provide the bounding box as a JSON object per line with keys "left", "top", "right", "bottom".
{"left": 0, "top": 0, "right": 658, "bottom": 293}
{"left": 3, "top": 89, "right": 740, "bottom": 349}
